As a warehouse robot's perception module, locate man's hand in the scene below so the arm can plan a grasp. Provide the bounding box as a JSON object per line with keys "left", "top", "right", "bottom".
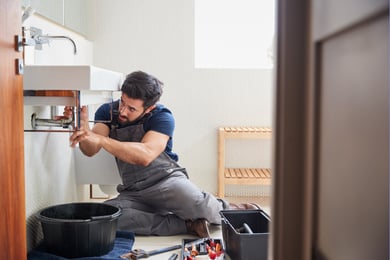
{"left": 54, "top": 106, "right": 73, "bottom": 120}
{"left": 69, "top": 106, "right": 93, "bottom": 147}
{"left": 69, "top": 106, "right": 109, "bottom": 157}
{"left": 70, "top": 127, "right": 103, "bottom": 148}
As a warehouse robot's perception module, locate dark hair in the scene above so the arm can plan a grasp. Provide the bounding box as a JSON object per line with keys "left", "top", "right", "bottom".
{"left": 121, "top": 71, "right": 163, "bottom": 109}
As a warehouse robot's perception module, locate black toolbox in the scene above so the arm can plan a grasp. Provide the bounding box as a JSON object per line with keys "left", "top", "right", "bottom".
{"left": 220, "top": 209, "right": 270, "bottom": 260}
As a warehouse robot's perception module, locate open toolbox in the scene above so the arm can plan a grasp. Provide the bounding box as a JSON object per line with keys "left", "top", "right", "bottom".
{"left": 181, "top": 238, "right": 225, "bottom": 260}
{"left": 220, "top": 209, "right": 270, "bottom": 260}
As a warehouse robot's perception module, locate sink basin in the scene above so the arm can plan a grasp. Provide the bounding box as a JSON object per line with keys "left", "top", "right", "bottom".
{"left": 23, "top": 65, "right": 124, "bottom": 91}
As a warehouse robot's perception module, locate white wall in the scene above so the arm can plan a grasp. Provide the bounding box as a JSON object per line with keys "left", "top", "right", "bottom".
{"left": 85, "top": 0, "right": 274, "bottom": 193}
{"left": 23, "top": 15, "right": 93, "bottom": 249}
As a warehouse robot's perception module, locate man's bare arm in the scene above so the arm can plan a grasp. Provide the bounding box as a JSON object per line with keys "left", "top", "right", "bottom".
{"left": 78, "top": 123, "right": 110, "bottom": 156}
{"left": 70, "top": 106, "right": 169, "bottom": 165}
{"left": 99, "top": 130, "right": 169, "bottom": 166}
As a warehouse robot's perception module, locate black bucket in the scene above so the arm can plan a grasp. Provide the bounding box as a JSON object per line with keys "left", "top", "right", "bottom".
{"left": 37, "top": 202, "right": 122, "bottom": 258}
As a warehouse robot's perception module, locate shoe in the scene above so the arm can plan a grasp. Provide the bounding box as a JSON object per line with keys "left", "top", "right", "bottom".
{"left": 186, "top": 218, "right": 210, "bottom": 238}
{"left": 228, "top": 202, "right": 261, "bottom": 210}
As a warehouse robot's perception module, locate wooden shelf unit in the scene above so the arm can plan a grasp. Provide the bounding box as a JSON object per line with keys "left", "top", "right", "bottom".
{"left": 217, "top": 127, "right": 272, "bottom": 198}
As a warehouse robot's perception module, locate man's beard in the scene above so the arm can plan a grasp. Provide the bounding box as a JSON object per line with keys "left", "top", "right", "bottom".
{"left": 118, "top": 111, "right": 147, "bottom": 124}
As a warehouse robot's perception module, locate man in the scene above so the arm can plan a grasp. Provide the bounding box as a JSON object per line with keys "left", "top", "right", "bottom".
{"left": 70, "top": 71, "right": 259, "bottom": 237}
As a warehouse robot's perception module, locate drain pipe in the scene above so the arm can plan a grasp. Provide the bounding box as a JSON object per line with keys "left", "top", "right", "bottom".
{"left": 31, "top": 112, "right": 73, "bottom": 129}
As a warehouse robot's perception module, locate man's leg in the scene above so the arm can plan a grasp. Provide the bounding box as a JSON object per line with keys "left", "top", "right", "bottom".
{"left": 139, "top": 172, "right": 225, "bottom": 224}
{"left": 104, "top": 196, "right": 188, "bottom": 236}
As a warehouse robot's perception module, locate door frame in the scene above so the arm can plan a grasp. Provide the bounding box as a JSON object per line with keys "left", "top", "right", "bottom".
{"left": 271, "top": 0, "right": 313, "bottom": 259}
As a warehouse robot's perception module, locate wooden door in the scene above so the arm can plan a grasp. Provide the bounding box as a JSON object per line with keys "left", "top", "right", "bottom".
{"left": 273, "top": 0, "right": 389, "bottom": 259}
{"left": 0, "top": 0, "right": 27, "bottom": 259}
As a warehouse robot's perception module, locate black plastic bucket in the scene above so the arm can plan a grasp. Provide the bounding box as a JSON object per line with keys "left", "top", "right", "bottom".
{"left": 38, "top": 202, "right": 121, "bottom": 258}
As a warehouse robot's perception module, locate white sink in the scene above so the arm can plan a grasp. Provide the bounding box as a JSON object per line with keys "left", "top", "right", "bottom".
{"left": 23, "top": 65, "right": 124, "bottom": 91}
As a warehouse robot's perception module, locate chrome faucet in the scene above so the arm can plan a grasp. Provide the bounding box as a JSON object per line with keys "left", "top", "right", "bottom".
{"left": 23, "top": 26, "right": 77, "bottom": 55}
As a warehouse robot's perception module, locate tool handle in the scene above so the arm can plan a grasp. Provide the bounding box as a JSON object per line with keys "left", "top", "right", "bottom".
{"left": 148, "top": 244, "right": 181, "bottom": 256}
{"left": 168, "top": 253, "right": 178, "bottom": 260}
{"left": 243, "top": 222, "right": 254, "bottom": 234}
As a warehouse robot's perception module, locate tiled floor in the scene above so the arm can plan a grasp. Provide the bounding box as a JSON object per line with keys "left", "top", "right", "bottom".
{"left": 129, "top": 196, "right": 271, "bottom": 259}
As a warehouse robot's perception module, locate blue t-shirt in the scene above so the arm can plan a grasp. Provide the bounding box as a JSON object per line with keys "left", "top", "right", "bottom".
{"left": 94, "top": 101, "right": 178, "bottom": 161}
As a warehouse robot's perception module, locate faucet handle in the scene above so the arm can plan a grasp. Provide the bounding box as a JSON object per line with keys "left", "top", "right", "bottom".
{"left": 29, "top": 26, "right": 43, "bottom": 38}
{"left": 21, "top": 26, "right": 40, "bottom": 47}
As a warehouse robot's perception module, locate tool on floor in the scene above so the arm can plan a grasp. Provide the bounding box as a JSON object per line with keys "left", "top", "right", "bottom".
{"left": 168, "top": 253, "right": 178, "bottom": 260}
{"left": 183, "top": 237, "right": 209, "bottom": 248}
{"left": 120, "top": 244, "right": 181, "bottom": 260}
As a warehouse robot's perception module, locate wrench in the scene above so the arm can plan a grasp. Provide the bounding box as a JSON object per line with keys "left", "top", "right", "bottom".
{"left": 120, "top": 244, "right": 181, "bottom": 260}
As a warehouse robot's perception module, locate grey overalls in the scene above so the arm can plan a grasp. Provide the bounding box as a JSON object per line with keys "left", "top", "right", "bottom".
{"left": 104, "top": 116, "right": 225, "bottom": 235}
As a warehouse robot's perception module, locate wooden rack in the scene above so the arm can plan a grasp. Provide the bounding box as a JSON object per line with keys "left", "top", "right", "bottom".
{"left": 217, "top": 127, "right": 272, "bottom": 198}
